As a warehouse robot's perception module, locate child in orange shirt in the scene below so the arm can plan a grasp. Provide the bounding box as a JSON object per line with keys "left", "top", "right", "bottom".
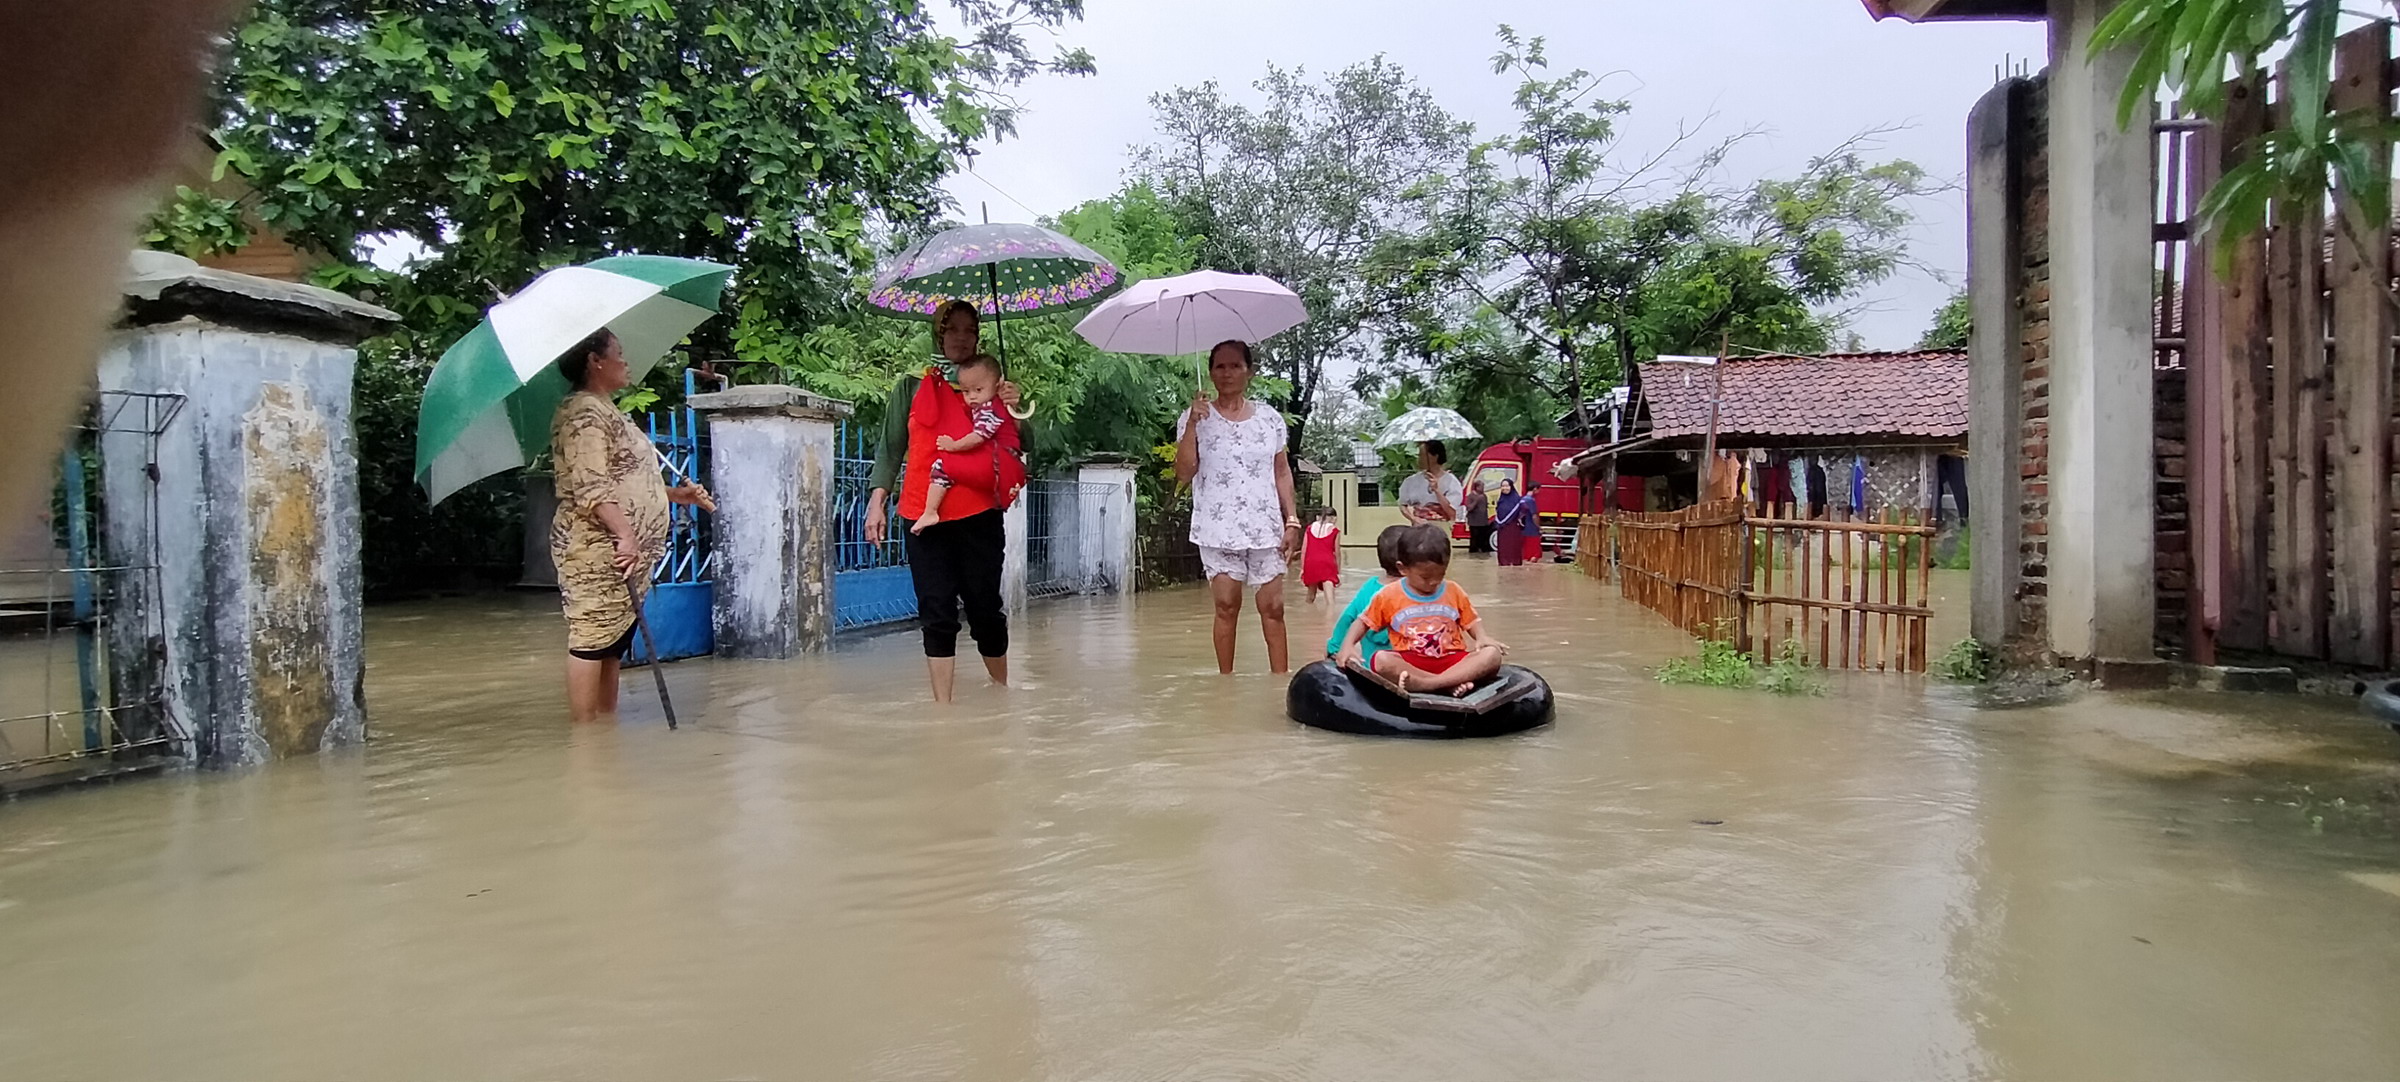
{"left": 1334, "top": 524, "right": 1507, "bottom": 696}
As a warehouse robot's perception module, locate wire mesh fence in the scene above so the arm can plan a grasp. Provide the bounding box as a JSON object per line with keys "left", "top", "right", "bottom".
{"left": 0, "top": 392, "right": 187, "bottom": 790}
{"left": 1136, "top": 492, "right": 1204, "bottom": 592}
{"left": 1024, "top": 477, "right": 1121, "bottom": 599}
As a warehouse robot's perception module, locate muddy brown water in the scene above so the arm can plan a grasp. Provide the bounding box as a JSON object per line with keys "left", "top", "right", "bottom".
{"left": 3, "top": 558, "right": 2399, "bottom": 1080}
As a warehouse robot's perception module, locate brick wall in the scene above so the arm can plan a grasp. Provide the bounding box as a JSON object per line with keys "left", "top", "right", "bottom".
{"left": 2154, "top": 369, "right": 2189, "bottom": 657}
{"left": 2013, "top": 81, "right": 2052, "bottom": 654}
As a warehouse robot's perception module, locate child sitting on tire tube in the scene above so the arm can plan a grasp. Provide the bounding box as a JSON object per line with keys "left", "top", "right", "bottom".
{"left": 1335, "top": 524, "right": 1509, "bottom": 696}
{"left": 1324, "top": 523, "right": 1411, "bottom": 662}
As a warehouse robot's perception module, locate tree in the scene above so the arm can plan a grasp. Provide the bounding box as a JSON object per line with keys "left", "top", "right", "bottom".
{"left": 175, "top": 1, "right": 1091, "bottom": 336}
{"left": 1298, "top": 383, "right": 1379, "bottom": 470}
{"left": 1919, "top": 290, "right": 1971, "bottom": 349}
{"left": 1134, "top": 59, "right": 1471, "bottom": 456}
{"left": 1376, "top": 27, "right": 1933, "bottom": 434}
{"left": 157, "top": 0, "right": 1090, "bottom": 592}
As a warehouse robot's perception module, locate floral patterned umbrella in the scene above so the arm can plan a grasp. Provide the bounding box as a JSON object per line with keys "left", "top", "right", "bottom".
{"left": 1373, "top": 406, "right": 1483, "bottom": 449}
{"left": 866, "top": 222, "right": 1122, "bottom": 322}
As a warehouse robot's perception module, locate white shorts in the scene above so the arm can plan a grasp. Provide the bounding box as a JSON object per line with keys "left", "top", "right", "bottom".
{"left": 1199, "top": 545, "right": 1287, "bottom": 587}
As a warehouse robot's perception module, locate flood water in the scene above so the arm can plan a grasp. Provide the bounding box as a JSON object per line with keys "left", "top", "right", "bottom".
{"left": 3, "top": 557, "right": 2399, "bottom": 1080}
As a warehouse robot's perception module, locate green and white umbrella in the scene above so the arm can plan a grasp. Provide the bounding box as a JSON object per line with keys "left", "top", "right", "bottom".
{"left": 1373, "top": 406, "right": 1482, "bottom": 449}
{"left": 415, "top": 255, "right": 734, "bottom": 505}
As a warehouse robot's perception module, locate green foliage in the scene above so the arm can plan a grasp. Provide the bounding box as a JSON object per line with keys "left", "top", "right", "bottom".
{"left": 1935, "top": 529, "right": 1971, "bottom": 571}
{"left": 1373, "top": 28, "right": 1933, "bottom": 435}
{"left": 1656, "top": 636, "right": 1756, "bottom": 688}
{"left": 732, "top": 180, "right": 1209, "bottom": 470}
{"left": 1298, "top": 384, "right": 1379, "bottom": 469}
{"left": 2090, "top": 0, "right": 2388, "bottom": 261}
{"left": 1136, "top": 59, "right": 1470, "bottom": 453}
{"left": 178, "top": 0, "right": 1090, "bottom": 345}
{"left": 1657, "top": 633, "right": 1824, "bottom": 695}
{"left": 1757, "top": 642, "right": 1828, "bottom": 697}
{"left": 1919, "top": 290, "right": 1971, "bottom": 350}
{"left": 142, "top": 186, "right": 251, "bottom": 258}
{"left": 353, "top": 339, "right": 525, "bottom": 595}
{"left": 1931, "top": 638, "right": 1994, "bottom": 684}
{"left": 159, "top": 1, "right": 1091, "bottom": 591}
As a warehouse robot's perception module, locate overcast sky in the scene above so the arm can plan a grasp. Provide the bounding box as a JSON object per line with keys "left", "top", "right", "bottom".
{"left": 937, "top": 0, "right": 2049, "bottom": 351}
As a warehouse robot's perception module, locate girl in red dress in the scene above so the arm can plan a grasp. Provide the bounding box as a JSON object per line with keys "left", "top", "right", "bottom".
{"left": 1300, "top": 508, "right": 1342, "bottom": 605}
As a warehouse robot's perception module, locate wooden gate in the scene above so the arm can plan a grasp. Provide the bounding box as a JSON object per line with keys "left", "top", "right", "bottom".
{"left": 1593, "top": 501, "right": 1937, "bottom": 673}
{"left": 2160, "top": 21, "right": 2400, "bottom": 668}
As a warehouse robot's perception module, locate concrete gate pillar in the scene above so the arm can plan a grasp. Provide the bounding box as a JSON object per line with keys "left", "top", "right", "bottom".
{"left": 1079, "top": 461, "right": 1138, "bottom": 595}
{"left": 687, "top": 385, "right": 851, "bottom": 659}
{"left": 2045, "top": 0, "right": 2157, "bottom": 668}
{"left": 1001, "top": 499, "right": 1029, "bottom": 616}
{"left": 1966, "top": 77, "right": 2032, "bottom": 648}
{"left": 98, "top": 252, "right": 397, "bottom": 767}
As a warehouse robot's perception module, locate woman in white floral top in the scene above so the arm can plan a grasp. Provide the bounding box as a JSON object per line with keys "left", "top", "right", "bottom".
{"left": 1174, "top": 340, "right": 1302, "bottom": 674}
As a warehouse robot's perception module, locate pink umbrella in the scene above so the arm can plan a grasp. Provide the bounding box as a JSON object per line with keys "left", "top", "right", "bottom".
{"left": 1072, "top": 270, "right": 1308, "bottom": 355}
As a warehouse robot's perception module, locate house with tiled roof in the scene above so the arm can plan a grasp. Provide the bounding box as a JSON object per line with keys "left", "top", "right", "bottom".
{"left": 1558, "top": 349, "right": 1970, "bottom": 518}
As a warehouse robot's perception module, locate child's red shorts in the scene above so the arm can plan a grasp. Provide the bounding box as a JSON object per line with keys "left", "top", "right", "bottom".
{"left": 1376, "top": 649, "right": 1465, "bottom": 674}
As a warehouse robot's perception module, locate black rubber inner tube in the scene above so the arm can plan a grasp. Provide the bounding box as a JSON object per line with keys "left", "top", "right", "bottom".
{"left": 1285, "top": 659, "right": 1555, "bottom": 739}
{"left": 2362, "top": 679, "right": 2400, "bottom": 734}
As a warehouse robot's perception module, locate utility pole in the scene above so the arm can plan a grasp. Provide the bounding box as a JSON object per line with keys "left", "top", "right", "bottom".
{"left": 1700, "top": 332, "right": 1727, "bottom": 489}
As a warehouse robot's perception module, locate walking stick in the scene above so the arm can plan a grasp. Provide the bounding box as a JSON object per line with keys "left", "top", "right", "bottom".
{"left": 627, "top": 575, "right": 678, "bottom": 730}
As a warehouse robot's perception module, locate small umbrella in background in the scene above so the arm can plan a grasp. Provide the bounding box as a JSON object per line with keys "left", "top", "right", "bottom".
{"left": 414, "top": 254, "right": 734, "bottom": 505}
{"left": 867, "top": 221, "right": 1123, "bottom": 415}
{"left": 1071, "top": 270, "right": 1308, "bottom": 390}
{"left": 1373, "top": 406, "right": 1482, "bottom": 449}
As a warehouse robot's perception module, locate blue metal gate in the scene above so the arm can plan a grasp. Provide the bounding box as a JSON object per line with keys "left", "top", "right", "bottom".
{"left": 628, "top": 371, "right": 712, "bottom": 664}
{"left": 834, "top": 419, "right": 914, "bottom": 629}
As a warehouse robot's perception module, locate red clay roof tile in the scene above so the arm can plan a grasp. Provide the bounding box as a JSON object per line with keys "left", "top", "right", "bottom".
{"left": 1635, "top": 350, "right": 1968, "bottom": 441}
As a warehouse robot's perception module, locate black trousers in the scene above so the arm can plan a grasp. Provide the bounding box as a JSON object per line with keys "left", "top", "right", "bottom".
{"left": 903, "top": 508, "right": 1008, "bottom": 660}
{"left": 1935, "top": 454, "right": 1970, "bottom": 524}
{"left": 1468, "top": 523, "right": 1494, "bottom": 553}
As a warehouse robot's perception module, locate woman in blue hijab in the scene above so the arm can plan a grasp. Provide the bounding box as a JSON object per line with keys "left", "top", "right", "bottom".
{"left": 1493, "top": 478, "right": 1537, "bottom": 567}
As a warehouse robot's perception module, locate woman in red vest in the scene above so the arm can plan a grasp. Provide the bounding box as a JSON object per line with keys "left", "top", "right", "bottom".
{"left": 864, "top": 300, "right": 1028, "bottom": 702}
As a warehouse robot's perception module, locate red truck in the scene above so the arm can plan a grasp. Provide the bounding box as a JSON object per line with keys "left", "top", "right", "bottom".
{"left": 1453, "top": 438, "right": 1601, "bottom": 557}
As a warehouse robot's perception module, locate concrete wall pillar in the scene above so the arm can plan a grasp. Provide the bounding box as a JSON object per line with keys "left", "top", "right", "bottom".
{"left": 99, "top": 252, "right": 397, "bottom": 767}
{"left": 1079, "top": 462, "right": 1138, "bottom": 595}
{"left": 687, "top": 385, "right": 851, "bottom": 659}
{"left": 1968, "top": 77, "right": 2032, "bottom": 646}
{"left": 1001, "top": 499, "right": 1028, "bottom": 615}
{"left": 2046, "top": 0, "right": 2156, "bottom": 663}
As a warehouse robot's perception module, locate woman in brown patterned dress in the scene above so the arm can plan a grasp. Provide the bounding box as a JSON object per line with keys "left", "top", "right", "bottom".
{"left": 550, "top": 329, "right": 713, "bottom": 723}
